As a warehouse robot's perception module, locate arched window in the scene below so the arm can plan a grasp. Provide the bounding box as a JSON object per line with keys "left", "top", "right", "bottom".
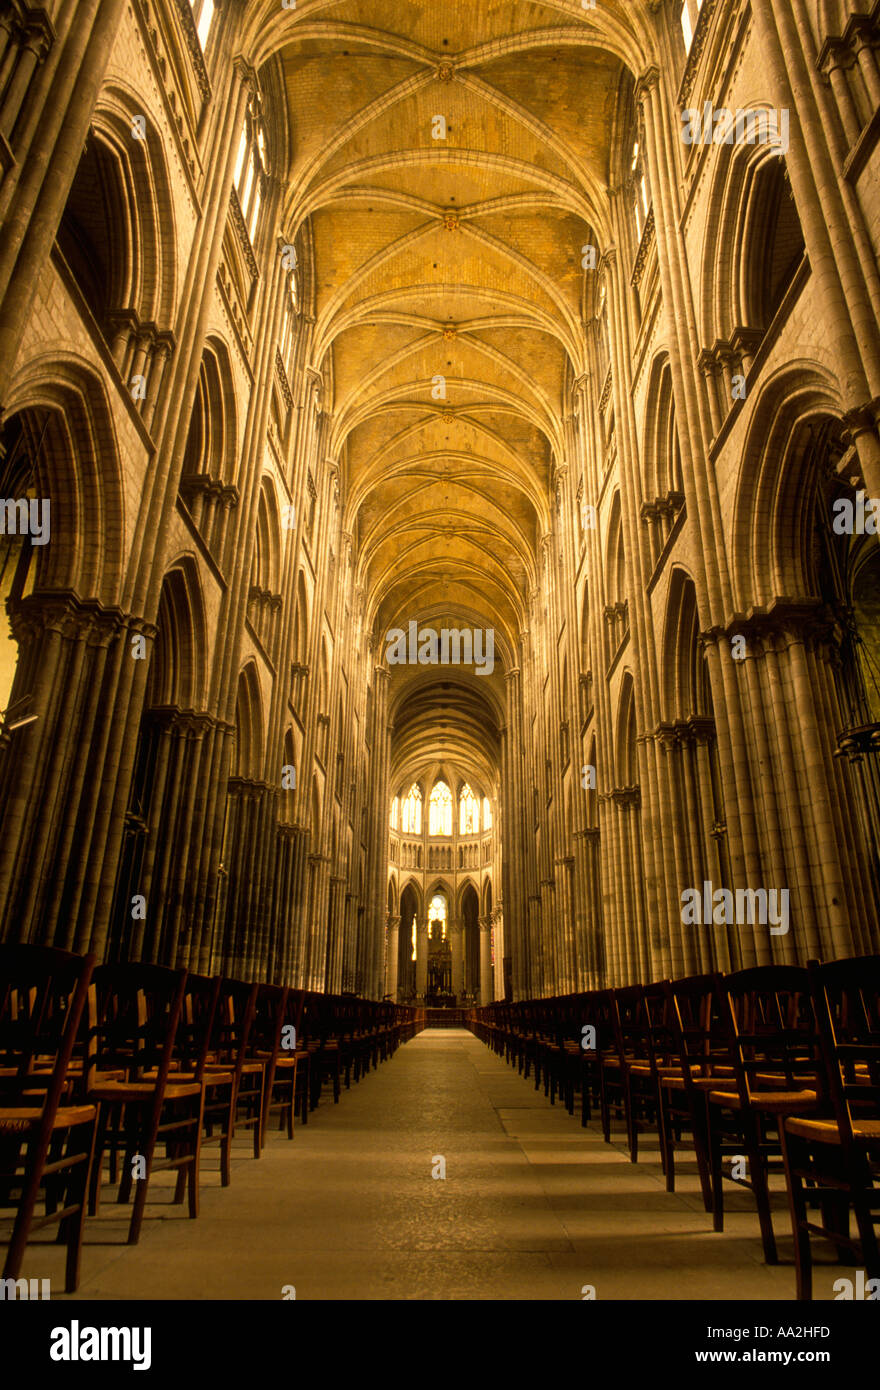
{"left": 278, "top": 268, "right": 299, "bottom": 382}
{"left": 631, "top": 141, "right": 650, "bottom": 240}
{"left": 740, "top": 157, "right": 805, "bottom": 334}
{"left": 389, "top": 796, "right": 399, "bottom": 831}
{"left": 233, "top": 100, "right": 268, "bottom": 244}
{"left": 428, "top": 893, "right": 447, "bottom": 941}
{"left": 189, "top": 0, "right": 215, "bottom": 48}
{"left": 429, "top": 781, "right": 453, "bottom": 836}
{"left": 482, "top": 797, "right": 493, "bottom": 831}
{"left": 459, "top": 784, "right": 480, "bottom": 835}
{"left": 402, "top": 784, "right": 422, "bottom": 835}
{"left": 681, "top": 0, "right": 704, "bottom": 53}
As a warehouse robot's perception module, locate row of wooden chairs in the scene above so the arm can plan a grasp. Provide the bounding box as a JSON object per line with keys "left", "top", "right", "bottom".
{"left": 0, "top": 944, "right": 423, "bottom": 1291}
{"left": 467, "top": 957, "right": 880, "bottom": 1300}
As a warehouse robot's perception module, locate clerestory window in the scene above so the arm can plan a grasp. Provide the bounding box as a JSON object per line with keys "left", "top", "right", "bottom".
{"left": 429, "top": 781, "right": 453, "bottom": 836}
{"left": 681, "top": 0, "right": 704, "bottom": 55}
{"left": 402, "top": 784, "right": 422, "bottom": 835}
{"left": 189, "top": 0, "right": 215, "bottom": 49}
{"left": 233, "top": 101, "right": 268, "bottom": 244}
{"left": 459, "top": 784, "right": 480, "bottom": 835}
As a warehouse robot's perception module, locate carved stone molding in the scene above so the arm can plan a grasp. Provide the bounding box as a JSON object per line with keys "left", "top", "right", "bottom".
{"left": 172, "top": 0, "right": 210, "bottom": 101}
{"left": 228, "top": 188, "right": 260, "bottom": 282}
{"left": 631, "top": 209, "right": 655, "bottom": 289}
{"left": 8, "top": 591, "right": 156, "bottom": 648}
{"left": 677, "top": 0, "right": 721, "bottom": 107}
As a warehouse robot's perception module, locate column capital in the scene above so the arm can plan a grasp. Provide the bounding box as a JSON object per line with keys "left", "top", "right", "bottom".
{"left": 634, "top": 65, "right": 661, "bottom": 105}
{"left": 232, "top": 55, "right": 258, "bottom": 92}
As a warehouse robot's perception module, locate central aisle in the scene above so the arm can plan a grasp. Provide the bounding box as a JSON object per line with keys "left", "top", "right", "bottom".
{"left": 63, "top": 1028, "right": 802, "bottom": 1300}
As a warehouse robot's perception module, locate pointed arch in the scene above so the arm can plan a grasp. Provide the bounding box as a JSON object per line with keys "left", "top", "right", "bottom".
{"left": 662, "top": 568, "right": 710, "bottom": 722}
{"left": 482, "top": 877, "right": 493, "bottom": 917}
{"left": 310, "top": 774, "right": 323, "bottom": 843}
{"left": 148, "top": 558, "right": 208, "bottom": 710}
{"left": 182, "top": 338, "right": 239, "bottom": 488}
{"left": 700, "top": 134, "right": 806, "bottom": 349}
{"left": 605, "top": 491, "right": 626, "bottom": 606}
{"left": 643, "top": 354, "right": 684, "bottom": 503}
{"left": 401, "top": 782, "right": 422, "bottom": 834}
{"left": 459, "top": 782, "right": 480, "bottom": 835}
{"left": 429, "top": 779, "right": 453, "bottom": 836}
{"left": 616, "top": 673, "right": 638, "bottom": 788}
{"left": 292, "top": 570, "right": 310, "bottom": 664}
{"left": 233, "top": 662, "right": 264, "bottom": 780}
{"left": 56, "top": 97, "right": 177, "bottom": 337}
{"left": 4, "top": 360, "right": 126, "bottom": 603}
{"left": 253, "top": 475, "right": 282, "bottom": 596}
{"left": 280, "top": 727, "right": 297, "bottom": 824}
{"left": 732, "top": 366, "right": 844, "bottom": 609}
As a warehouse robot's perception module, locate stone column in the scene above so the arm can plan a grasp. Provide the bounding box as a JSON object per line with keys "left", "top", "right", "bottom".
{"left": 0, "top": 0, "right": 131, "bottom": 398}
{"left": 502, "top": 665, "right": 527, "bottom": 996}
{"left": 635, "top": 64, "right": 766, "bottom": 922}
{"left": 491, "top": 908, "right": 504, "bottom": 999}
{"left": 747, "top": 0, "right": 880, "bottom": 491}
{"left": 478, "top": 916, "right": 493, "bottom": 1004}
{"left": 415, "top": 917, "right": 428, "bottom": 999}
{"left": 363, "top": 668, "right": 391, "bottom": 998}
{"left": 449, "top": 919, "right": 464, "bottom": 1000}
{"left": 384, "top": 911, "right": 399, "bottom": 1000}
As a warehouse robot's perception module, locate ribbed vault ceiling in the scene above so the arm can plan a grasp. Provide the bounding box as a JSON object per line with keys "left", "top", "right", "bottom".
{"left": 249, "top": 0, "right": 649, "bottom": 777}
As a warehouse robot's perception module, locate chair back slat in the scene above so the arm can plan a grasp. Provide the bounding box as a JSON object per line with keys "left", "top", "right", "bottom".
{"left": 810, "top": 956, "right": 880, "bottom": 1139}
{"left": 86, "top": 962, "right": 187, "bottom": 1089}
{"left": 0, "top": 944, "right": 95, "bottom": 1108}
{"left": 210, "top": 979, "right": 259, "bottom": 1071}
{"left": 178, "top": 972, "right": 222, "bottom": 1078}
{"left": 721, "top": 965, "right": 819, "bottom": 1100}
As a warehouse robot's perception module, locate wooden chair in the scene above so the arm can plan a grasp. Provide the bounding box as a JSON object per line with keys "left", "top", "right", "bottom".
{"left": 546, "top": 995, "right": 584, "bottom": 1116}
{"left": 0, "top": 943, "right": 97, "bottom": 1292}
{"left": 253, "top": 984, "right": 308, "bottom": 1145}
{"left": 705, "top": 965, "right": 821, "bottom": 1263}
{"left": 780, "top": 955, "right": 880, "bottom": 1299}
{"left": 86, "top": 963, "right": 202, "bottom": 1243}
{"left": 604, "top": 982, "right": 674, "bottom": 1166}
{"left": 577, "top": 989, "right": 615, "bottom": 1132}
{"left": 202, "top": 979, "right": 263, "bottom": 1180}
{"left": 306, "top": 994, "right": 350, "bottom": 1105}
{"left": 660, "top": 972, "right": 730, "bottom": 1213}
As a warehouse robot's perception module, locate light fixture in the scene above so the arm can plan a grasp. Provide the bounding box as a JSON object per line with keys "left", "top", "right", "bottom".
{"left": 0, "top": 694, "right": 38, "bottom": 743}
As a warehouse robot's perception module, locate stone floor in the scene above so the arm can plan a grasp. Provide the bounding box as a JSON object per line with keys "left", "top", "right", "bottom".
{"left": 10, "top": 1028, "right": 844, "bottom": 1300}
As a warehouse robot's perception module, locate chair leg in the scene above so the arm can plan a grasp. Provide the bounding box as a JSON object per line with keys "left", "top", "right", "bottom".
{"left": 656, "top": 1086, "right": 671, "bottom": 1180}
{"left": 780, "top": 1128, "right": 813, "bottom": 1302}
{"left": 220, "top": 1095, "right": 234, "bottom": 1188}
{"left": 128, "top": 1104, "right": 162, "bottom": 1245}
{"left": 599, "top": 1068, "right": 612, "bottom": 1144}
{"left": 690, "top": 1095, "right": 715, "bottom": 1214}
{"left": 252, "top": 1085, "right": 263, "bottom": 1159}
{"left": 88, "top": 1112, "right": 109, "bottom": 1216}
{"left": 3, "top": 1132, "right": 48, "bottom": 1280}
{"left": 64, "top": 1116, "right": 98, "bottom": 1294}
{"left": 709, "top": 1110, "right": 725, "bottom": 1233}
{"left": 188, "top": 1099, "right": 202, "bottom": 1220}
{"left": 288, "top": 1064, "right": 297, "bottom": 1139}
{"left": 624, "top": 1078, "right": 637, "bottom": 1163}
{"left": 173, "top": 1151, "right": 187, "bottom": 1204}
{"left": 744, "top": 1116, "right": 777, "bottom": 1263}
{"left": 851, "top": 1154, "right": 880, "bottom": 1279}
{"left": 581, "top": 1070, "right": 591, "bottom": 1126}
